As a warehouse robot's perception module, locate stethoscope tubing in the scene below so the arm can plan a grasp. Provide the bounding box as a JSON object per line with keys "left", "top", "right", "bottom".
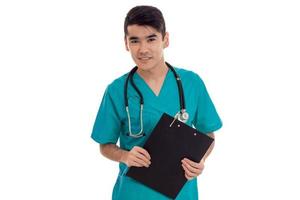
{"left": 124, "top": 62, "right": 187, "bottom": 137}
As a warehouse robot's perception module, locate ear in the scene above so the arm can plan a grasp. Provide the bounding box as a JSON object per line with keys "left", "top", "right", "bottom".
{"left": 124, "top": 37, "right": 129, "bottom": 51}
{"left": 163, "top": 32, "right": 169, "bottom": 48}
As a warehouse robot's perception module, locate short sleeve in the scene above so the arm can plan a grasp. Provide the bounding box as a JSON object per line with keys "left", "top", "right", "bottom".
{"left": 193, "top": 74, "right": 223, "bottom": 134}
{"left": 91, "top": 85, "right": 121, "bottom": 144}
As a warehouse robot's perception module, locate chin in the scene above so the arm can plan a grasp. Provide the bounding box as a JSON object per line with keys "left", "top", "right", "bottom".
{"left": 136, "top": 61, "right": 155, "bottom": 71}
{"left": 138, "top": 65, "right": 153, "bottom": 71}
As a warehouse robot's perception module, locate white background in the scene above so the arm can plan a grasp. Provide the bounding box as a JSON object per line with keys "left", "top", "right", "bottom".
{"left": 1, "top": 0, "right": 300, "bottom": 199}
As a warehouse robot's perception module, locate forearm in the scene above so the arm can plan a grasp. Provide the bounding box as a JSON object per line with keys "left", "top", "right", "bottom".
{"left": 99, "top": 143, "right": 128, "bottom": 164}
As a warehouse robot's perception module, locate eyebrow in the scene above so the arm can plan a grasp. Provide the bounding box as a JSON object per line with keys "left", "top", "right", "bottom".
{"left": 129, "top": 34, "right": 158, "bottom": 41}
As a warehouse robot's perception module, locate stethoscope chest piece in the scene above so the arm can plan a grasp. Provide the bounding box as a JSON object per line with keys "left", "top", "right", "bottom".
{"left": 178, "top": 110, "right": 189, "bottom": 123}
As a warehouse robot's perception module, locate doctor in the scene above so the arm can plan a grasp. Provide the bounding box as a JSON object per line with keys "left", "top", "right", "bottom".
{"left": 91, "top": 5, "right": 222, "bottom": 200}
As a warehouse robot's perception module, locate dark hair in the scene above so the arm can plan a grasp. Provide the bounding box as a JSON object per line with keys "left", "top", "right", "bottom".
{"left": 124, "top": 5, "right": 166, "bottom": 38}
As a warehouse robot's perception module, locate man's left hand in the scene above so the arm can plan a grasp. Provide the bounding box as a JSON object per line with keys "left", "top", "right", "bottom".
{"left": 181, "top": 158, "right": 205, "bottom": 180}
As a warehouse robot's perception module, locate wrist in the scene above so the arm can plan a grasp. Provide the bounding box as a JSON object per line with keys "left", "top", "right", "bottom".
{"left": 120, "top": 149, "right": 128, "bottom": 164}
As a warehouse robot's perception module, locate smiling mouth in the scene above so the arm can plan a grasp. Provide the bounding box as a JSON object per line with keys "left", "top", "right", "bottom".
{"left": 138, "top": 57, "right": 152, "bottom": 60}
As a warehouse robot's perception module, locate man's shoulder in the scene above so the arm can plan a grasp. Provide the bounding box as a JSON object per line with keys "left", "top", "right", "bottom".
{"left": 173, "top": 66, "right": 204, "bottom": 83}
{"left": 106, "top": 71, "right": 129, "bottom": 93}
{"left": 174, "top": 66, "right": 196, "bottom": 75}
{"left": 110, "top": 72, "right": 128, "bottom": 85}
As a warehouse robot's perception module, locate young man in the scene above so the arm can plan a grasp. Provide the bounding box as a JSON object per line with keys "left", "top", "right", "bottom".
{"left": 91, "top": 5, "right": 222, "bottom": 200}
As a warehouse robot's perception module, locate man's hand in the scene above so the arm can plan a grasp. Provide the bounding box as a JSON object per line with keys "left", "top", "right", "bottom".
{"left": 181, "top": 158, "right": 205, "bottom": 180}
{"left": 122, "top": 146, "right": 151, "bottom": 168}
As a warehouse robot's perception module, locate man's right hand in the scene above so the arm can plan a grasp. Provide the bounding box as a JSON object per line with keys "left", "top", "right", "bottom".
{"left": 121, "top": 146, "right": 151, "bottom": 168}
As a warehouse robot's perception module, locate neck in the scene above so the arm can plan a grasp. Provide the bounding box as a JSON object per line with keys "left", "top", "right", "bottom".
{"left": 137, "top": 61, "right": 168, "bottom": 81}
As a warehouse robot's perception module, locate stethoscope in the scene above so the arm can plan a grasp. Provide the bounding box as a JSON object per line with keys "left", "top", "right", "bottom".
{"left": 124, "top": 62, "right": 189, "bottom": 138}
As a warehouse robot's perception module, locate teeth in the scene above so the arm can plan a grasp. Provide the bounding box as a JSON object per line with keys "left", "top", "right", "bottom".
{"left": 139, "top": 57, "right": 151, "bottom": 60}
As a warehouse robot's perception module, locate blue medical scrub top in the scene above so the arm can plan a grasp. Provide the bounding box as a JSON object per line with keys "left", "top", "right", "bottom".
{"left": 91, "top": 67, "right": 222, "bottom": 200}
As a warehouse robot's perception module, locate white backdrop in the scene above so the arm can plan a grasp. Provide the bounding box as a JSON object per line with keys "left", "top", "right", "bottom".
{"left": 1, "top": 0, "right": 300, "bottom": 199}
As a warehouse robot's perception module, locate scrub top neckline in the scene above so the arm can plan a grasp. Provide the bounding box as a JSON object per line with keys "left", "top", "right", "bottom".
{"left": 133, "top": 68, "right": 171, "bottom": 99}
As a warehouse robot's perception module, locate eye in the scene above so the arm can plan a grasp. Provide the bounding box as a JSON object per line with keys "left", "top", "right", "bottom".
{"left": 148, "top": 38, "right": 156, "bottom": 42}
{"left": 130, "top": 40, "right": 139, "bottom": 44}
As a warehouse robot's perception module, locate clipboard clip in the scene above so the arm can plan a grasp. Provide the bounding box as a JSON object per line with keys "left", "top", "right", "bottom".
{"left": 169, "top": 112, "right": 184, "bottom": 127}
{"left": 169, "top": 116, "right": 178, "bottom": 128}
{"left": 170, "top": 110, "right": 189, "bottom": 127}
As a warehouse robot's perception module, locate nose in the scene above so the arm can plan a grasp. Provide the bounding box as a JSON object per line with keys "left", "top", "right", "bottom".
{"left": 138, "top": 41, "right": 149, "bottom": 54}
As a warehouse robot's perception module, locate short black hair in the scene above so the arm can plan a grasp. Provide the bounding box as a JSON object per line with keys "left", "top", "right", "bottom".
{"left": 124, "top": 5, "right": 166, "bottom": 38}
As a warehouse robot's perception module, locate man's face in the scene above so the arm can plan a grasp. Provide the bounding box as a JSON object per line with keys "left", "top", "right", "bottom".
{"left": 125, "top": 25, "right": 169, "bottom": 71}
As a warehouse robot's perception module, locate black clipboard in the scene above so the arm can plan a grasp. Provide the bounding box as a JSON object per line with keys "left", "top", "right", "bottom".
{"left": 126, "top": 113, "right": 214, "bottom": 199}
